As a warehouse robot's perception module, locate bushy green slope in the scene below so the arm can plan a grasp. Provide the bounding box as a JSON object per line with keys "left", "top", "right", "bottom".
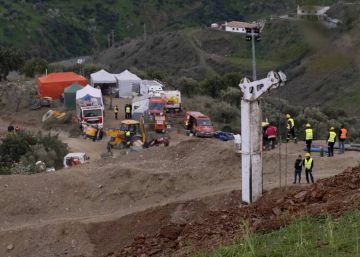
{"left": 0, "top": 0, "right": 337, "bottom": 60}
{"left": 197, "top": 211, "right": 360, "bottom": 257}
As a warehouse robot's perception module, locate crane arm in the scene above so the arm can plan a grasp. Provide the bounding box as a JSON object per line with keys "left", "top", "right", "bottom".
{"left": 239, "top": 71, "right": 287, "bottom": 101}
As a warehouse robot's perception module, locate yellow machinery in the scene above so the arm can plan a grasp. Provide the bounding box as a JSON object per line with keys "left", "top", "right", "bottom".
{"left": 106, "top": 118, "right": 146, "bottom": 148}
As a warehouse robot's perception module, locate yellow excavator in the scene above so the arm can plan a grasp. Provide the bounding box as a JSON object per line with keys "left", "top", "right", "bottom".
{"left": 105, "top": 117, "right": 147, "bottom": 149}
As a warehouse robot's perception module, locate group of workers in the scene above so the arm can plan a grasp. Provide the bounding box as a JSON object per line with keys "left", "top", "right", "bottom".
{"left": 114, "top": 104, "right": 132, "bottom": 120}
{"left": 286, "top": 113, "right": 348, "bottom": 184}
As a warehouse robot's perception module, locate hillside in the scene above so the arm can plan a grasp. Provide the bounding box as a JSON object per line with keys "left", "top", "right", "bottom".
{"left": 96, "top": 2, "right": 360, "bottom": 114}
{"left": 97, "top": 21, "right": 309, "bottom": 80}
{"left": 0, "top": 0, "right": 337, "bottom": 60}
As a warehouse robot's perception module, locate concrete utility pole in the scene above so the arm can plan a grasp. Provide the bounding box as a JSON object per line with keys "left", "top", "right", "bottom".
{"left": 239, "top": 71, "right": 287, "bottom": 203}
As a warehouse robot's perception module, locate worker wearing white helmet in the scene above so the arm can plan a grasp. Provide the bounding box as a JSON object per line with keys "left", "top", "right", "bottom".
{"left": 303, "top": 152, "right": 314, "bottom": 184}
{"left": 305, "top": 123, "right": 313, "bottom": 153}
{"left": 286, "top": 114, "right": 297, "bottom": 143}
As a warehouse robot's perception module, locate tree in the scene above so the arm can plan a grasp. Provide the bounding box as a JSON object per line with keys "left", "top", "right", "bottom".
{"left": 0, "top": 46, "right": 24, "bottom": 81}
{"left": 22, "top": 58, "right": 48, "bottom": 77}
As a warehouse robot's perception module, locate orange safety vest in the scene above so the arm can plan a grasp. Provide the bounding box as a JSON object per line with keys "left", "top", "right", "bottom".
{"left": 340, "top": 128, "right": 347, "bottom": 140}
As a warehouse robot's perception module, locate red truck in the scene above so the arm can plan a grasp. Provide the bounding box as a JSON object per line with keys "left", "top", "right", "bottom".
{"left": 149, "top": 96, "right": 167, "bottom": 133}
{"left": 184, "top": 111, "right": 214, "bottom": 137}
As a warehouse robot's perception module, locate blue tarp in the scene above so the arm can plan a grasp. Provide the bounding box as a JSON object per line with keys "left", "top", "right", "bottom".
{"left": 304, "top": 146, "right": 329, "bottom": 153}
{"left": 214, "top": 131, "right": 235, "bottom": 141}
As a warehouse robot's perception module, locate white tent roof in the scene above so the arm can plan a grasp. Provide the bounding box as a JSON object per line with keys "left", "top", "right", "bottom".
{"left": 115, "top": 69, "right": 141, "bottom": 81}
{"left": 76, "top": 85, "right": 103, "bottom": 100}
{"left": 90, "top": 69, "right": 117, "bottom": 84}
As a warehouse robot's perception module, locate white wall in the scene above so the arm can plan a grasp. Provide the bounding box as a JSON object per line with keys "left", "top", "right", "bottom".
{"left": 225, "top": 26, "right": 246, "bottom": 33}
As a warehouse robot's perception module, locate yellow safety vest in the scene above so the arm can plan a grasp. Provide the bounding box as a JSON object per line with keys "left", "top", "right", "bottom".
{"left": 114, "top": 107, "right": 118, "bottom": 113}
{"left": 305, "top": 128, "right": 313, "bottom": 140}
{"left": 125, "top": 131, "right": 131, "bottom": 137}
{"left": 125, "top": 107, "right": 131, "bottom": 113}
{"left": 328, "top": 131, "right": 336, "bottom": 143}
{"left": 304, "top": 158, "right": 313, "bottom": 170}
{"left": 287, "top": 118, "right": 294, "bottom": 129}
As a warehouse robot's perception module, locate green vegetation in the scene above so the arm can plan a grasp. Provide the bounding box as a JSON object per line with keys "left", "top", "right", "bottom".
{"left": 22, "top": 58, "right": 48, "bottom": 77}
{"left": 196, "top": 211, "right": 360, "bottom": 257}
{"left": 0, "top": 131, "right": 68, "bottom": 175}
{"left": 0, "top": 45, "right": 24, "bottom": 80}
{"left": 0, "top": 0, "right": 339, "bottom": 60}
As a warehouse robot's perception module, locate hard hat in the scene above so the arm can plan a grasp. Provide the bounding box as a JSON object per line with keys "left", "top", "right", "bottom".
{"left": 305, "top": 152, "right": 311, "bottom": 157}
{"left": 330, "top": 127, "right": 335, "bottom": 131}
{"left": 286, "top": 114, "right": 291, "bottom": 119}
{"left": 306, "top": 123, "right": 311, "bottom": 128}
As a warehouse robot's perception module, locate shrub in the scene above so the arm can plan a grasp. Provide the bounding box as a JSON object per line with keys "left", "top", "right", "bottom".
{"left": 0, "top": 131, "right": 68, "bottom": 175}
{"left": 22, "top": 58, "right": 48, "bottom": 77}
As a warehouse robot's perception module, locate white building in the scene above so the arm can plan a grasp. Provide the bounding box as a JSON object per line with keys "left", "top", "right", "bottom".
{"left": 224, "top": 21, "right": 257, "bottom": 34}
{"left": 297, "top": 5, "right": 330, "bottom": 20}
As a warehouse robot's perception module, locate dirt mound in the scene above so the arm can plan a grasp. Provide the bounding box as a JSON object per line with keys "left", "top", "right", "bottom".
{"left": 1, "top": 133, "right": 360, "bottom": 257}
{"left": 103, "top": 165, "right": 360, "bottom": 257}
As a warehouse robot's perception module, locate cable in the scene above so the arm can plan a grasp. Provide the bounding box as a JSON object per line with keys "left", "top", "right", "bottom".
{"left": 278, "top": 80, "right": 282, "bottom": 189}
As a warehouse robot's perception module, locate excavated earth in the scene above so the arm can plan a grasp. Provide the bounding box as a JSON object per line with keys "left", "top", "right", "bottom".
{"left": 98, "top": 165, "right": 360, "bottom": 257}
{"left": 1, "top": 106, "right": 360, "bottom": 257}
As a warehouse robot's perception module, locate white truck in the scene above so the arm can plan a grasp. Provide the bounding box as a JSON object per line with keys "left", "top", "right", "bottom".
{"left": 164, "top": 90, "right": 181, "bottom": 112}
{"left": 140, "top": 80, "right": 164, "bottom": 95}
{"left": 76, "top": 85, "right": 104, "bottom": 128}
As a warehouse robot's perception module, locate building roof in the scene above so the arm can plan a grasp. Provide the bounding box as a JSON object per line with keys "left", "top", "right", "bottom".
{"left": 226, "top": 21, "right": 257, "bottom": 29}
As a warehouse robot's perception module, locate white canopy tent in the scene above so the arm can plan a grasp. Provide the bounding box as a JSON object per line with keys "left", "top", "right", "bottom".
{"left": 115, "top": 69, "right": 142, "bottom": 98}
{"left": 90, "top": 69, "right": 117, "bottom": 96}
{"left": 76, "top": 84, "right": 104, "bottom": 106}
{"left": 90, "top": 69, "right": 117, "bottom": 86}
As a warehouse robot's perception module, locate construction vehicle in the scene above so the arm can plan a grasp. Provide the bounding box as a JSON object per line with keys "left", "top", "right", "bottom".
{"left": 164, "top": 90, "right": 181, "bottom": 112}
{"left": 184, "top": 111, "right": 214, "bottom": 137}
{"left": 132, "top": 94, "right": 167, "bottom": 133}
{"left": 31, "top": 97, "right": 52, "bottom": 110}
{"left": 106, "top": 117, "right": 169, "bottom": 150}
{"left": 106, "top": 118, "right": 147, "bottom": 149}
{"left": 76, "top": 85, "right": 104, "bottom": 128}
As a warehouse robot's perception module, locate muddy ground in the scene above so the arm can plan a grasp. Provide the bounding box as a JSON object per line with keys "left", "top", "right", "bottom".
{"left": 0, "top": 90, "right": 360, "bottom": 257}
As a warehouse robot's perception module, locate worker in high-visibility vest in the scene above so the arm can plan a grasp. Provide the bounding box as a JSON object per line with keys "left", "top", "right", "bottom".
{"left": 114, "top": 105, "right": 119, "bottom": 120}
{"left": 286, "top": 114, "right": 297, "bottom": 143}
{"left": 125, "top": 104, "right": 132, "bottom": 119}
{"left": 327, "top": 127, "right": 337, "bottom": 157}
{"left": 305, "top": 123, "right": 313, "bottom": 153}
{"left": 338, "top": 125, "right": 347, "bottom": 154}
{"left": 303, "top": 152, "right": 314, "bottom": 184}
{"left": 124, "top": 130, "right": 131, "bottom": 148}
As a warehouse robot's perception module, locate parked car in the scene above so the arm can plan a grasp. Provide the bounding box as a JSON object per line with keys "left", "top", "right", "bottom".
{"left": 183, "top": 111, "right": 214, "bottom": 137}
